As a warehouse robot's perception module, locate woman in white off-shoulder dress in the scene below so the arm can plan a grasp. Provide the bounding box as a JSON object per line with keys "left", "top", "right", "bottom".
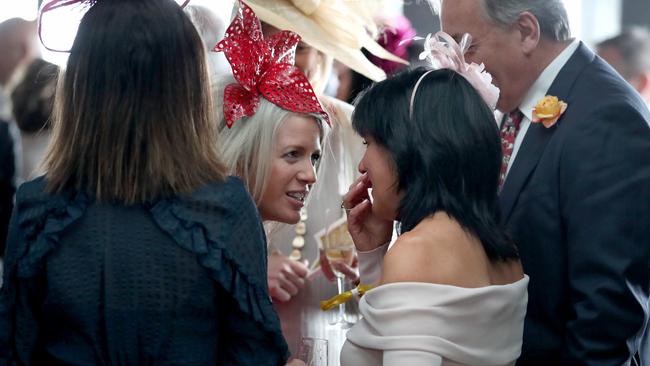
{"left": 339, "top": 35, "right": 529, "bottom": 366}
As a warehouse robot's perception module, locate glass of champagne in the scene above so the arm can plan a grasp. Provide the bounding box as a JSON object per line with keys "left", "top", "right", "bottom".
{"left": 319, "top": 217, "right": 356, "bottom": 326}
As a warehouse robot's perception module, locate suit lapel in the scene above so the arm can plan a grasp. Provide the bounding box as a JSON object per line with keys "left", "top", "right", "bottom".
{"left": 500, "top": 42, "right": 595, "bottom": 222}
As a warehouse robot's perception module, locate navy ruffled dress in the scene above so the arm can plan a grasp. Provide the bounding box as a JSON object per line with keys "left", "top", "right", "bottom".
{"left": 0, "top": 176, "right": 289, "bottom": 365}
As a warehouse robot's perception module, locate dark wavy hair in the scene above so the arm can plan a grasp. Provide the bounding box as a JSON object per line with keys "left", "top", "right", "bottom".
{"left": 352, "top": 67, "right": 518, "bottom": 261}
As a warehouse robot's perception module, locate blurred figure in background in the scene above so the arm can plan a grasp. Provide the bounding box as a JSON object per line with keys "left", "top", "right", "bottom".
{"left": 368, "top": 15, "right": 417, "bottom": 76}
{"left": 0, "top": 18, "right": 39, "bottom": 120}
{"left": 597, "top": 27, "right": 650, "bottom": 106}
{"left": 0, "top": 18, "right": 38, "bottom": 266}
{"left": 335, "top": 15, "right": 416, "bottom": 104}
{"left": 11, "top": 58, "right": 59, "bottom": 181}
{"left": 184, "top": 5, "right": 231, "bottom": 77}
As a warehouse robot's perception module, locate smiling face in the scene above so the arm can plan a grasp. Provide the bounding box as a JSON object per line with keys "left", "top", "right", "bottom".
{"left": 258, "top": 114, "right": 322, "bottom": 223}
{"left": 358, "top": 136, "right": 401, "bottom": 221}
{"left": 440, "top": 0, "right": 532, "bottom": 112}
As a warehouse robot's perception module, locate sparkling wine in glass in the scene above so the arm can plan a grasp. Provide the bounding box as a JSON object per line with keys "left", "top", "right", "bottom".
{"left": 317, "top": 216, "right": 356, "bottom": 327}
{"left": 325, "top": 246, "right": 355, "bottom": 278}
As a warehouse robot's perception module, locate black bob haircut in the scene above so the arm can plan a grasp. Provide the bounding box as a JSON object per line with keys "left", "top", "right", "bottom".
{"left": 352, "top": 67, "right": 518, "bottom": 261}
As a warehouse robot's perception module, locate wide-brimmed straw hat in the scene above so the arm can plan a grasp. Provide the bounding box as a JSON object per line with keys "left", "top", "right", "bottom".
{"left": 242, "top": 0, "right": 407, "bottom": 81}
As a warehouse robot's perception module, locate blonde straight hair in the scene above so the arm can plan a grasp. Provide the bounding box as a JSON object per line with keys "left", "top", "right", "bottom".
{"left": 212, "top": 75, "right": 328, "bottom": 205}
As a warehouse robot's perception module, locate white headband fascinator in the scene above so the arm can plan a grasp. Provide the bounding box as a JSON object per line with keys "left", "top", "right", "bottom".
{"left": 409, "top": 31, "right": 500, "bottom": 115}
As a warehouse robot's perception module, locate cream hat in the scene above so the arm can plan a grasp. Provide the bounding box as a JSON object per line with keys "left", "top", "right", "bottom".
{"left": 242, "top": 0, "right": 407, "bottom": 82}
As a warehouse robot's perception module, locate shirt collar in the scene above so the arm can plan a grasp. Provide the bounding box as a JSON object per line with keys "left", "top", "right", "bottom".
{"left": 519, "top": 39, "right": 580, "bottom": 121}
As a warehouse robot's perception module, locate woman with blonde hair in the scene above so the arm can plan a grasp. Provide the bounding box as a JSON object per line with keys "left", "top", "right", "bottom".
{"left": 0, "top": 0, "right": 288, "bottom": 364}
{"left": 211, "top": 6, "right": 338, "bottom": 356}
{"left": 213, "top": 2, "right": 329, "bottom": 230}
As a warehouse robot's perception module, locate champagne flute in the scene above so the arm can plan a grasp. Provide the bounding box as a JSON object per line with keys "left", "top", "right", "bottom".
{"left": 319, "top": 217, "right": 356, "bottom": 326}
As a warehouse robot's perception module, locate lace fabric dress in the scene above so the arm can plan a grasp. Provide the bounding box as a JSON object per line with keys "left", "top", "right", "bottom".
{"left": 0, "top": 176, "right": 288, "bottom": 365}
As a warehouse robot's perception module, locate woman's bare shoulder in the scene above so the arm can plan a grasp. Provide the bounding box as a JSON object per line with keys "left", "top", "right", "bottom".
{"left": 380, "top": 213, "right": 505, "bottom": 288}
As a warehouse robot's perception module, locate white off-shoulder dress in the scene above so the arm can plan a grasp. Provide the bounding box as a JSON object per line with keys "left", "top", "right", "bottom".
{"left": 340, "top": 244, "right": 529, "bottom": 366}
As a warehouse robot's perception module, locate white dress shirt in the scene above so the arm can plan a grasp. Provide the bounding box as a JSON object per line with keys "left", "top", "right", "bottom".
{"left": 506, "top": 39, "right": 580, "bottom": 175}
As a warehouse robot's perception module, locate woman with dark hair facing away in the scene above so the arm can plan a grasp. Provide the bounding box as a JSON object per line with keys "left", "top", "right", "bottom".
{"left": 0, "top": 0, "right": 289, "bottom": 364}
{"left": 340, "top": 33, "right": 528, "bottom": 365}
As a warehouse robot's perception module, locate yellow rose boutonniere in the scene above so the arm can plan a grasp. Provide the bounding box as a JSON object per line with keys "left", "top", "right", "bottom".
{"left": 532, "top": 95, "right": 568, "bottom": 128}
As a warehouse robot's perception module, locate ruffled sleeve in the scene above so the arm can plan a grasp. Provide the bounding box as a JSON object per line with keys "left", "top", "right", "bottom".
{"left": 0, "top": 176, "right": 89, "bottom": 365}
{"left": 150, "top": 176, "right": 289, "bottom": 365}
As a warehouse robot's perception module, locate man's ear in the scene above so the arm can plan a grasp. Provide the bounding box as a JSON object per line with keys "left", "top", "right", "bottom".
{"left": 636, "top": 71, "right": 650, "bottom": 96}
{"left": 515, "top": 11, "right": 540, "bottom": 55}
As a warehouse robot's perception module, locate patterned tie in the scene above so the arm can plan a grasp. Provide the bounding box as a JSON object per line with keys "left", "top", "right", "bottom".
{"left": 498, "top": 110, "right": 524, "bottom": 189}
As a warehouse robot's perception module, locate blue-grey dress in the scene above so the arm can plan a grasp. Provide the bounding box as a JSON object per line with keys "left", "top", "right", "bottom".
{"left": 0, "top": 176, "right": 289, "bottom": 365}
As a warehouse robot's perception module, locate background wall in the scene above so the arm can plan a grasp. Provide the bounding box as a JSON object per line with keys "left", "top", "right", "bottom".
{"left": 623, "top": 0, "right": 650, "bottom": 29}
{"left": 403, "top": 0, "right": 439, "bottom": 37}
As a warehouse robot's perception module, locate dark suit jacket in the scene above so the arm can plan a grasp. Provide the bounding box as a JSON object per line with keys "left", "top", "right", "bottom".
{"left": 503, "top": 43, "right": 650, "bottom": 365}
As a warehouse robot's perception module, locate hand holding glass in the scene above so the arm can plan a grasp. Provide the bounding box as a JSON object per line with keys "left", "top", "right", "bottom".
{"left": 316, "top": 216, "right": 356, "bottom": 326}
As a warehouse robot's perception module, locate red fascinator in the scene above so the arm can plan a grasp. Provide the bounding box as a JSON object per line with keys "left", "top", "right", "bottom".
{"left": 214, "top": 0, "right": 330, "bottom": 128}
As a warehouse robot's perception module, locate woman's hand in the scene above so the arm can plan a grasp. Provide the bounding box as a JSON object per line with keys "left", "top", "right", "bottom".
{"left": 267, "top": 253, "right": 309, "bottom": 303}
{"left": 342, "top": 173, "right": 393, "bottom": 252}
{"left": 319, "top": 249, "right": 359, "bottom": 285}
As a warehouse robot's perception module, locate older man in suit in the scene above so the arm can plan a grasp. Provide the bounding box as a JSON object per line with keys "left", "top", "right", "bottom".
{"left": 437, "top": 0, "right": 650, "bottom": 364}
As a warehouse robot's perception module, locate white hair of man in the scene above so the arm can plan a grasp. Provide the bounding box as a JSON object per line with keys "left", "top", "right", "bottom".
{"left": 433, "top": 0, "right": 571, "bottom": 42}
{"left": 212, "top": 75, "right": 328, "bottom": 205}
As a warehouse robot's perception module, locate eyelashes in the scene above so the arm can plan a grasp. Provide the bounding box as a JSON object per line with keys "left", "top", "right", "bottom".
{"left": 283, "top": 150, "right": 321, "bottom": 165}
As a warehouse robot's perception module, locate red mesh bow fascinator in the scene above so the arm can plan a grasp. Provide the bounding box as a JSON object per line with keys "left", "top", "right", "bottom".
{"left": 213, "top": 0, "right": 330, "bottom": 128}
